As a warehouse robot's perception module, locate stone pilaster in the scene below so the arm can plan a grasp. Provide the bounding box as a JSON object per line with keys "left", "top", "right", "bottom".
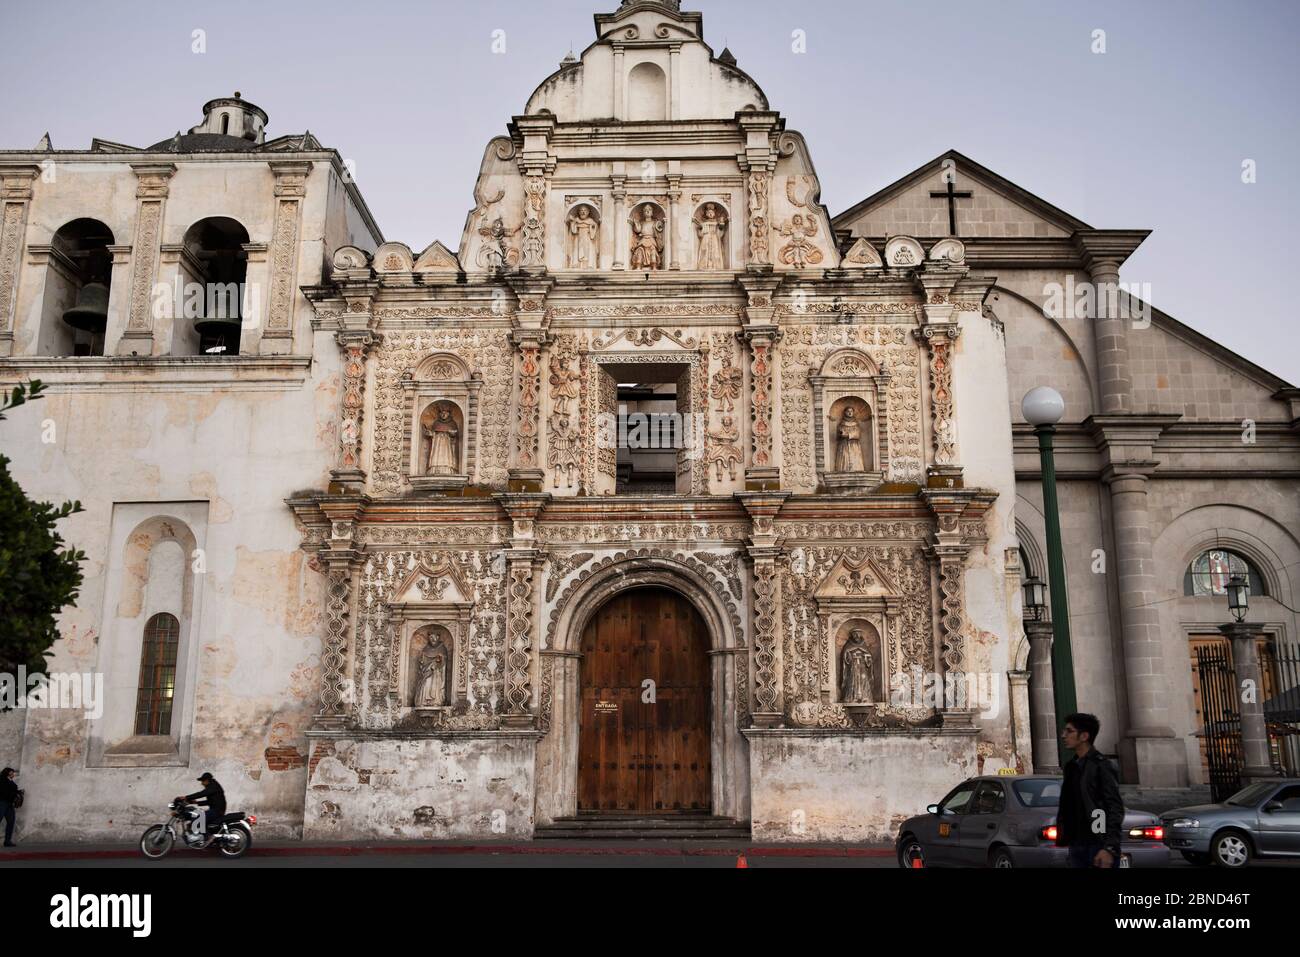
{"left": 1220, "top": 622, "right": 1275, "bottom": 782}
{"left": 314, "top": 498, "right": 366, "bottom": 731}
{"left": 117, "top": 163, "right": 176, "bottom": 356}
{"left": 738, "top": 269, "right": 782, "bottom": 490}
{"left": 737, "top": 111, "right": 779, "bottom": 267}
{"left": 495, "top": 493, "right": 550, "bottom": 729}
{"left": 507, "top": 275, "right": 554, "bottom": 492}
{"left": 512, "top": 114, "right": 556, "bottom": 272}
{"left": 0, "top": 164, "right": 40, "bottom": 356}
{"left": 738, "top": 491, "right": 789, "bottom": 727}
{"left": 666, "top": 167, "right": 682, "bottom": 270}
{"left": 333, "top": 327, "right": 380, "bottom": 491}
{"left": 922, "top": 487, "right": 979, "bottom": 728}
{"left": 260, "top": 160, "right": 312, "bottom": 355}
{"left": 1075, "top": 230, "right": 1149, "bottom": 415}
{"left": 1025, "top": 617, "right": 1061, "bottom": 774}
{"left": 914, "top": 322, "right": 962, "bottom": 481}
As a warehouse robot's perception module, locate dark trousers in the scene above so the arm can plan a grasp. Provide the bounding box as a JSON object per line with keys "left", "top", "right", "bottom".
{"left": 1068, "top": 840, "right": 1120, "bottom": 868}
{"left": 0, "top": 800, "right": 14, "bottom": 844}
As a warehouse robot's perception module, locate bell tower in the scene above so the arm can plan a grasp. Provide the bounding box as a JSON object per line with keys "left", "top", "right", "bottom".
{"left": 188, "top": 91, "right": 267, "bottom": 144}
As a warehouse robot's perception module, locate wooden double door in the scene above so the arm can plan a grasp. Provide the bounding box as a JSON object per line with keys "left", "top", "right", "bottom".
{"left": 578, "top": 587, "right": 712, "bottom": 813}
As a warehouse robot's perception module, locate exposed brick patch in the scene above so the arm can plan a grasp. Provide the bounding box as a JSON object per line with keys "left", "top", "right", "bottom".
{"left": 307, "top": 740, "right": 335, "bottom": 778}
{"left": 265, "top": 746, "right": 306, "bottom": 771}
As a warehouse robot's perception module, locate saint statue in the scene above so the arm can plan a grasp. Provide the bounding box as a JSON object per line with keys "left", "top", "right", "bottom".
{"left": 423, "top": 405, "right": 460, "bottom": 475}
{"left": 696, "top": 203, "right": 727, "bottom": 270}
{"left": 834, "top": 406, "right": 867, "bottom": 473}
{"left": 412, "top": 636, "right": 449, "bottom": 708}
{"left": 629, "top": 204, "right": 663, "bottom": 270}
{"left": 840, "top": 629, "right": 875, "bottom": 704}
{"left": 710, "top": 352, "right": 743, "bottom": 412}
{"left": 549, "top": 354, "right": 581, "bottom": 416}
{"left": 706, "top": 414, "right": 743, "bottom": 482}
{"left": 567, "top": 205, "right": 599, "bottom": 269}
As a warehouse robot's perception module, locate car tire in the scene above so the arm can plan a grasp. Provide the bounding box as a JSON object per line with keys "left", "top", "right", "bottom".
{"left": 898, "top": 837, "right": 926, "bottom": 869}
{"left": 1180, "top": 851, "right": 1210, "bottom": 866}
{"left": 990, "top": 847, "right": 1015, "bottom": 869}
{"left": 1210, "top": 830, "right": 1252, "bottom": 869}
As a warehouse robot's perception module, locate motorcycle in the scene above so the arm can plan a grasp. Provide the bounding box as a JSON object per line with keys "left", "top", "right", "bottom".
{"left": 139, "top": 799, "right": 255, "bottom": 859}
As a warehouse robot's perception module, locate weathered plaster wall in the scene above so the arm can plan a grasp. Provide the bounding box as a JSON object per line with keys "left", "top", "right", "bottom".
{"left": 302, "top": 735, "right": 536, "bottom": 839}
{"left": 747, "top": 731, "right": 978, "bottom": 842}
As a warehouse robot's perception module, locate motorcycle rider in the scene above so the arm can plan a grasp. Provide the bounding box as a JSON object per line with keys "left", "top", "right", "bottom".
{"left": 177, "top": 772, "right": 226, "bottom": 845}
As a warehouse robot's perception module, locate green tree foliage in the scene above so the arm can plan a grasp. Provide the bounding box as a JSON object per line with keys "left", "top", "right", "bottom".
{"left": 0, "top": 381, "right": 86, "bottom": 681}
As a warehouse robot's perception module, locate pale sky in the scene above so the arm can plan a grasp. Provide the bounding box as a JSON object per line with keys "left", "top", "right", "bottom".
{"left": 4, "top": 0, "right": 1297, "bottom": 384}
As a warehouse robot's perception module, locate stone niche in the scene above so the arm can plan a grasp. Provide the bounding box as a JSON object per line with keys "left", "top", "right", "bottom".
{"left": 813, "top": 552, "right": 903, "bottom": 722}
{"left": 810, "top": 348, "right": 890, "bottom": 493}
{"left": 401, "top": 353, "right": 482, "bottom": 493}
{"left": 385, "top": 557, "right": 473, "bottom": 717}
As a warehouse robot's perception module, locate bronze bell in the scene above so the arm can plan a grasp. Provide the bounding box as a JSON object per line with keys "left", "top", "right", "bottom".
{"left": 62, "top": 281, "right": 109, "bottom": 333}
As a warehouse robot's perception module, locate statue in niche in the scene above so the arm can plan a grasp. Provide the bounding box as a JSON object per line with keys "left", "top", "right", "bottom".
{"left": 412, "top": 632, "right": 450, "bottom": 709}
{"left": 840, "top": 628, "right": 875, "bottom": 704}
{"left": 422, "top": 403, "right": 460, "bottom": 475}
{"left": 566, "top": 205, "right": 600, "bottom": 269}
{"left": 777, "top": 213, "right": 823, "bottom": 268}
{"left": 695, "top": 203, "right": 727, "bottom": 270}
{"left": 629, "top": 204, "right": 664, "bottom": 270}
{"left": 834, "top": 405, "right": 868, "bottom": 473}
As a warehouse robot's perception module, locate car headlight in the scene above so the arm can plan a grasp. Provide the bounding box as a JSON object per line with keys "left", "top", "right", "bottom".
{"left": 1166, "top": 818, "right": 1200, "bottom": 828}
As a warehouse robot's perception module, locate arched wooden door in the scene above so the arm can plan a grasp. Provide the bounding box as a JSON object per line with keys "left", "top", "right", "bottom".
{"left": 578, "top": 587, "right": 711, "bottom": 813}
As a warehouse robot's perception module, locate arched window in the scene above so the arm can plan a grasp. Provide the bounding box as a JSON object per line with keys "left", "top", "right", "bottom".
{"left": 135, "top": 612, "right": 180, "bottom": 735}
{"left": 1184, "top": 549, "right": 1267, "bottom": 598}
{"left": 40, "top": 218, "right": 114, "bottom": 356}
{"left": 178, "top": 216, "right": 250, "bottom": 356}
{"left": 627, "top": 61, "right": 667, "bottom": 121}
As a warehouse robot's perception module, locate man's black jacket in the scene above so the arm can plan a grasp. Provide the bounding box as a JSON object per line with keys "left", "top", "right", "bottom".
{"left": 0, "top": 774, "right": 17, "bottom": 804}
{"left": 184, "top": 780, "right": 226, "bottom": 820}
{"left": 1055, "top": 747, "right": 1124, "bottom": 853}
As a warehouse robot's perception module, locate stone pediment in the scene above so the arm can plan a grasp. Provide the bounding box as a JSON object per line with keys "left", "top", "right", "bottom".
{"left": 414, "top": 241, "right": 460, "bottom": 274}
{"left": 813, "top": 554, "right": 901, "bottom": 610}
{"left": 390, "top": 557, "right": 470, "bottom": 606}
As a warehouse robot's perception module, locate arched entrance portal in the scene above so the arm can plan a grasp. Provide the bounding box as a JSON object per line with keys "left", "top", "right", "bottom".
{"left": 578, "top": 587, "right": 711, "bottom": 813}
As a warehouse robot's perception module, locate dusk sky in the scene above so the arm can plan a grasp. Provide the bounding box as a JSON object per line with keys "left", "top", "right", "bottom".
{"left": 5, "top": 0, "right": 1297, "bottom": 384}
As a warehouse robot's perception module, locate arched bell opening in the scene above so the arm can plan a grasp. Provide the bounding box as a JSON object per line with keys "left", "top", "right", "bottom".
{"left": 179, "top": 216, "right": 250, "bottom": 356}
{"left": 43, "top": 218, "right": 115, "bottom": 357}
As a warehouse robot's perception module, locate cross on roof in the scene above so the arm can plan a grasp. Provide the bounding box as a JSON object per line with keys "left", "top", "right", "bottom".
{"left": 930, "top": 178, "right": 973, "bottom": 237}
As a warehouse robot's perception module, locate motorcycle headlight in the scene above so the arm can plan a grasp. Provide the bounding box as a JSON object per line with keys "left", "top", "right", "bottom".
{"left": 1166, "top": 818, "right": 1200, "bottom": 828}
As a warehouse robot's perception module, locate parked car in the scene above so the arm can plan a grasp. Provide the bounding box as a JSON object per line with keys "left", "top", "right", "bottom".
{"left": 1161, "top": 778, "right": 1300, "bottom": 867}
{"left": 896, "top": 774, "right": 1170, "bottom": 868}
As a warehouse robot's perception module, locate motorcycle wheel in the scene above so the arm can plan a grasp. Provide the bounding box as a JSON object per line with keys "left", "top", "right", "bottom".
{"left": 140, "top": 824, "right": 174, "bottom": 860}
{"left": 219, "top": 826, "right": 251, "bottom": 859}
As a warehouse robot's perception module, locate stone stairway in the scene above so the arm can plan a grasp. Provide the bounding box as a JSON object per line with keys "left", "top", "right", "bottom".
{"left": 534, "top": 812, "right": 752, "bottom": 841}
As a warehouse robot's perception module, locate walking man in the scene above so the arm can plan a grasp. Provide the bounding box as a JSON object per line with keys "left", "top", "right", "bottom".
{"left": 1055, "top": 713, "right": 1125, "bottom": 868}
{"left": 0, "top": 767, "right": 20, "bottom": 847}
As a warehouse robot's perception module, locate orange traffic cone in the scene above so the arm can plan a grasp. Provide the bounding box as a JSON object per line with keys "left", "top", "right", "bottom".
{"left": 736, "top": 854, "right": 749, "bottom": 868}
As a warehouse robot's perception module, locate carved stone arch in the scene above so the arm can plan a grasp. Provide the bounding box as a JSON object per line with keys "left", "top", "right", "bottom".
{"left": 402, "top": 353, "right": 482, "bottom": 491}
{"left": 811, "top": 348, "right": 890, "bottom": 491}
{"left": 535, "top": 548, "right": 751, "bottom": 826}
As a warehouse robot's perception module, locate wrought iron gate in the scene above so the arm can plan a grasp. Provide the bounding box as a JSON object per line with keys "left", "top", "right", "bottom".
{"left": 1195, "top": 644, "right": 1243, "bottom": 802}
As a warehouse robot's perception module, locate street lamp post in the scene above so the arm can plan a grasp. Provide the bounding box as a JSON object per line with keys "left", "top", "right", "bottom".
{"left": 1218, "top": 575, "right": 1275, "bottom": 782}
{"left": 1022, "top": 387, "right": 1078, "bottom": 767}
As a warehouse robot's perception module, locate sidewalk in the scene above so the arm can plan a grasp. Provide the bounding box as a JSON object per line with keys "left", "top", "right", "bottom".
{"left": 0, "top": 838, "right": 896, "bottom": 863}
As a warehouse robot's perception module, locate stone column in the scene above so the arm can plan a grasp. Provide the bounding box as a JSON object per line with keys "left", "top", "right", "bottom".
{"left": 116, "top": 163, "right": 176, "bottom": 357}
{"left": 1091, "top": 257, "right": 1130, "bottom": 414}
{"left": 260, "top": 160, "right": 312, "bottom": 355}
{"left": 102, "top": 244, "right": 133, "bottom": 351}
{"left": 0, "top": 164, "right": 40, "bottom": 357}
{"left": 1220, "top": 622, "right": 1275, "bottom": 782}
{"left": 666, "top": 169, "right": 682, "bottom": 271}
{"left": 610, "top": 170, "right": 626, "bottom": 270}
{"left": 1105, "top": 462, "right": 1183, "bottom": 784}
{"left": 914, "top": 322, "right": 963, "bottom": 483}
{"left": 922, "top": 488, "right": 981, "bottom": 728}
{"left": 496, "top": 493, "right": 550, "bottom": 730}
{"left": 738, "top": 492, "right": 788, "bottom": 727}
{"left": 1025, "top": 618, "right": 1061, "bottom": 774}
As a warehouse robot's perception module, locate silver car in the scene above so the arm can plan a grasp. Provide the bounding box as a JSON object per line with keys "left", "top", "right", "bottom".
{"left": 896, "top": 774, "right": 1170, "bottom": 868}
{"left": 1161, "top": 779, "right": 1300, "bottom": 867}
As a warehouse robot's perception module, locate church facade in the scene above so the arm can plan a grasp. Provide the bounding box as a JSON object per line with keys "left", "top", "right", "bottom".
{"left": 1, "top": 1, "right": 1296, "bottom": 843}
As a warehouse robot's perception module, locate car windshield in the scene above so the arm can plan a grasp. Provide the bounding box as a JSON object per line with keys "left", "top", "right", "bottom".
{"left": 1012, "top": 779, "right": 1062, "bottom": 807}
{"left": 1225, "top": 782, "right": 1278, "bottom": 807}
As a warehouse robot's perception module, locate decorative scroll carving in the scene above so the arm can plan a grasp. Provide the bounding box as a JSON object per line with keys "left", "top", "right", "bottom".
{"left": 0, "top": 197, "right": 30, "bottom": 334}
{"left": 742, "top": 330, "right": 779, "bottom": 470}
{"left": 265, "top": 162, "right": 309, "bottom": 335}
{"left": 936, "top": 552, "right": 967, "bottom": 672}
{"left": 545, "top": 551, "right": 595, "bottom": 602}
{"left": 336, "top": 332, "right": 377, "bottom": 477}
{"left": 751, "top": 557, "right": 780, "bottom": 714}
{"left": 504, "top": 558, "right": 537, "bottom": 716}
{"left": 318, "top": 569, "right": 351, "bottom": 722}
{"left": 746, "top": 170, "right": 770, "bottom": 264}
{"left": 916, "top": 325, "right": 961, "bottom": 467}
{"left": 521, "top": 175, "right": 548, "bottom": 268}
{"left": 127, "top": 191, "right": 166, "bottom": 332}
{"left": 515, "top": 340, "right": 543, "bottom": 470}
